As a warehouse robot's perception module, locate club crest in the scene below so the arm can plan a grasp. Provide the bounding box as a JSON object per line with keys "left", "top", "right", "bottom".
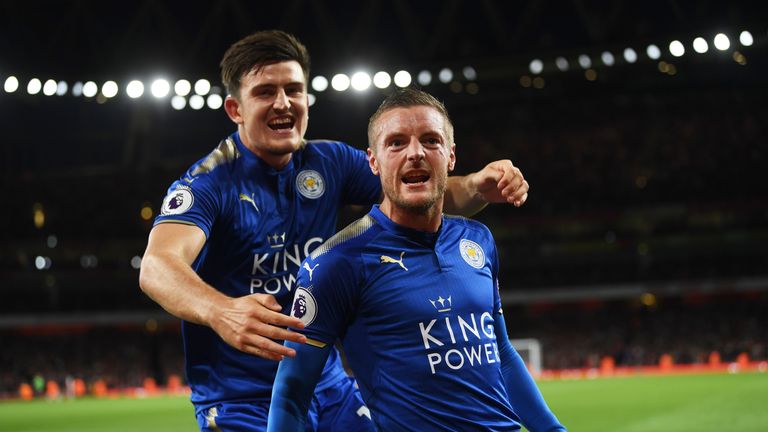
{"left": 459, "top": 239, "right": 485, "bottom": 269}
{"left": 296, "top": 170, "right": 325, "bottom": 199}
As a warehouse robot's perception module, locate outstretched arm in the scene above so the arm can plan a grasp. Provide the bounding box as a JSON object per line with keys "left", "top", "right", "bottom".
{"left": 139, "top": 223, "right": 306, "bottom": 361}
{"left": 444, "top": 159, "right": 529, "bottom": 216}
{"left": 268, "top": 341, "right": 333, "bottom": 431}
{"left": 495, "top": 313, "right": 566, "bottom": 432}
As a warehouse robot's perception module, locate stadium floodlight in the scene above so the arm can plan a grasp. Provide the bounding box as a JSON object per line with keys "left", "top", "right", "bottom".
{"left": 693, "top": 37, "right": 709, "bottom": 54}
{"left": 393, "top": 70, "right": 411, "bottom": 87}
{"left": 72, "top": 81, "right": 83, "bottom": 97}
{"left": 27, "top": 78, "right": 42, "bottom": 95}
{"left": 126, "top": 80, "right": 144, "bottom": 98}
{"left": 170, "top": 95, "right": 186, "bottom": 110}
{"left": 578, "top": 54, "right": 592, "bottom": 69}
{"left": 189, "top": 94, "right": 205, "bottom": 110}
{"left": 35, "top": 256, "right": 47, "bottom": 270}
{"left": 206, "top": 93, "right": 223, "bottom": 109}
{"left": 101, "top": 81, "right": 118, "bottom": 98}
{"left": 462, "top": 66, "right": 477, "bottom": 81}
{"left": 739, "top": 31, "right": 753, "bottom": 47}
{"left": 438, "top": 68, "right": 453, "bottom": 83}
{"left": 601, "top": 51, "right": 615, "bottom": 66}
{"left": 42, "top": 79, "right": 57, "bottom": 96}
{"left": 350, "top": 72, "right": 372, "bottom": 91}
{"left": 669, "top": 40, "right": 685, "bottom": 57}
{"left": 151, "top": 79, "right": 171, "bottom": 98}
{"left": 194, "top": 79, "right": 211, "bottom": 96}
{"left": 130, "top": 256, "right": 142, "bottom": 270}
{"left": 623, "top": 48, "right": 638, "bottom": 63}
{"left": 80, "top": 255, "right": 98, "bottom": 269}
{"left": 417, "top": 70, "right": 432, "bottom": 86}
{"left": 47, "top": 235, "right": 58, "bottom": 248}
{"left": 82, "top": 81, "right": 98, "bottom": 98}
{"left": 174, "top": 79, "right": 191, "bottom": 96}
{"left": 4, "top": 76, "right": 19, "bottom": 93}
{"left": 646, "top": 44, "right": 661, "bottom": 59}
{"left": 373, "top": 71, "right": 391, "bottom": 89}
{"left": 555, "top": 57, "right": 569, "bottom": 71}
{"left": 56, "top": 80, "right": 68, "bottom": 96}
{"left": 331, "top": 74, "right": 350, "bottom": 91}
{"left": 311, "top": 76, "right": 329, "bottom": 92}
{"left": 308, "top": 93, "right": 316, "bottom": 106}
{"left": 529, "top": 59, "right": 543, "bottom": 75}
{"left": 714, "top": 33, "right": 730, "bottom": 51}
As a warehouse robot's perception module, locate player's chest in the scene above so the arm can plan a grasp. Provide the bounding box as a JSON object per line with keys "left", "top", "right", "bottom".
{"left": 360, "top": 249, "right": 495, "bottom": 324}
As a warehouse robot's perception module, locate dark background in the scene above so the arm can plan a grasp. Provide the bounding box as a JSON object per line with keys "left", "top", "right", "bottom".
{"left": 1, "top": 1, "right": 767, "bottom": 392}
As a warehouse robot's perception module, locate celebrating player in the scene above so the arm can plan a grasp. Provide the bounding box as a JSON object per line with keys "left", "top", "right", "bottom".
{"left": 139, "top": 30, "right": 530, "bottom": 431}
{"left": 269, "top": 88, "right": 564, "bottom": 431}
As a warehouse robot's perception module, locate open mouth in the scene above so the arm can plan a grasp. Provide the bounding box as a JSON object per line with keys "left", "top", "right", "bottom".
{"left": 402, "top": 171, "right": 430, "bottom": 185}
{"left": 268, "top": 116, "right": 295, "bottom": 131}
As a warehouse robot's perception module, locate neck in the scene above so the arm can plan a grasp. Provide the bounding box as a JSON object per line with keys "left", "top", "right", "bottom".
{"left": 239, "top": 129, "right": 293, "bottom": 170}
{"left": 379, "top": 199, "right": 443, "bottom": 232}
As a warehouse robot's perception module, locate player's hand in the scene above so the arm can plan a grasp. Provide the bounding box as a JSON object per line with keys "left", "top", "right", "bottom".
{"left": 210, "top": 293, "right": 307, "bottom": 361}
{"left": 471, "top": 159, "right": 529, "bottom": 207}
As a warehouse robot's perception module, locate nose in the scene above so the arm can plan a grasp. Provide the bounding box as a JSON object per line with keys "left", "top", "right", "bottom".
{"left": 406, "top": 137, "right": 425, "bottom": 162}
{"left": 273, "top": 88, "right": 290, "bottom": 112}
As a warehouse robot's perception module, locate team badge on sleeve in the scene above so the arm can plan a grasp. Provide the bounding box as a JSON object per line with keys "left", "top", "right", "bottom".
{"left": 459, "top": 239, "right": 485, "bottom": 269}
{"left": 291, "top": 287, "right": 318, "bottom": 326}
{"left": 296, "top": 170, "right": 325, "bottom": 199}
{"left": 161, "top": 187, "right": 194, "bottom": 215}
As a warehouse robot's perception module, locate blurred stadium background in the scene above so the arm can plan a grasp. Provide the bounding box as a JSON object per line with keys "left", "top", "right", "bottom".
{"left": 2, "top": 1, "right": 767, "bottom": 430}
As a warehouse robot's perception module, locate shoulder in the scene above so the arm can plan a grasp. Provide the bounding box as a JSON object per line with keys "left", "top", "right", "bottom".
{"left": 303, "top": 139, "right": 364, "bottom": 159}
{"left": 310, "top": 214, "right": 380, "bottom": 263}
{"left": 444, "top": 214, "right": 493, "bottom": 240}
{"left": 187, "top": 137, "right": 241, "bottom": 179}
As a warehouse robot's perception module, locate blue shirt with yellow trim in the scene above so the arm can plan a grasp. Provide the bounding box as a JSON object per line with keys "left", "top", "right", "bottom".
{"left": 153, "top": 132, "right": 381, "bottom": 406}
{"left": 290, "top": 205, "right": 521, "bottom": 431}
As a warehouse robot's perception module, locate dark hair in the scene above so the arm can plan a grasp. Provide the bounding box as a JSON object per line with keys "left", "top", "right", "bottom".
{"left": 220, "top": 30, "right": 310, "bottom": 99}
{"left": 367, "top": 88, "right": 454, "bottom": 149}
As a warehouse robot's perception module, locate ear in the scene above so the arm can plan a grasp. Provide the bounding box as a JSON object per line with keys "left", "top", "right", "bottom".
{"left": 224, "top": 95, "right": 243, "bottom": 124}
{"left": 367, "top": 148, "right": 380, "bottom": 176}
{"left": 447, "top": 143, "right": 456, "bottom": 172}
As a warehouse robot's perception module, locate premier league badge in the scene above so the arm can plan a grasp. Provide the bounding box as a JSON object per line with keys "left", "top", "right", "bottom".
{"left": 161, "top": 187, "right": 194, "bottom": 215}
{"left": 291, "top": 287, "right": 318, "bottom": 326}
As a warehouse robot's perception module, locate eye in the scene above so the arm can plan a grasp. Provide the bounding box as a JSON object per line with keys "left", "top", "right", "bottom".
{"left": 423, "top": 137, "right": 441, "bottom": 146}
{"left": 255, "top": 87, "right": 275, "bottom": 97}
{"left": 286, "top": 86, "right": 303, "bottom": 96}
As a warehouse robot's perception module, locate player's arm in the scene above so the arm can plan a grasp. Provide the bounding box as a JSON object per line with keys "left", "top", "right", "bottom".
{"left": 268, "top": 341, "right": 332, "bottom": 431}
{"left": 444, "top": 159, "right": 529, "bottom": 216}
{"left": 495, "top": 313, "right": 566, "bottom": 432}
{"left": 139, "top": 223, "right": 306, "bottom": 361}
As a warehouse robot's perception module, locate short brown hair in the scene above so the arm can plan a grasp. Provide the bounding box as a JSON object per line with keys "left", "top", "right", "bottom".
{"left": 220, "top": 30, "right": 310, "bottom": 99}
{"left": 367, "top": 88, "right": 454, "bottom": 150}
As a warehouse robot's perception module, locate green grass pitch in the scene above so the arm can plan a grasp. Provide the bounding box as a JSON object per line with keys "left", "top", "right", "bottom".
{"left": 1, "top": 372, "right": 766, "bottom": 431}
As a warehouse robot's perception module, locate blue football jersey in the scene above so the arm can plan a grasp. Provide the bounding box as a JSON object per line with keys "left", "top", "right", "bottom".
{"left": 290, "top": 205, "right": 521, "bottom": 431}
{"left": 153, "top": 132, "right": 381, "bottom": 406}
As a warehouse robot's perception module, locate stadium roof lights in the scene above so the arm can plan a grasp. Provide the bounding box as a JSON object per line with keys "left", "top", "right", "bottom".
{"left": 523, "top": 27, "right": 756, "bottom": 82}
{"left": 2, "top": 27, "right": 756, "bottom": 107}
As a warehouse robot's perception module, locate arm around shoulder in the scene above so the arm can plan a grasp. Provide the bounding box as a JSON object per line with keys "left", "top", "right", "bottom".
{"left": 139, "top": 223, "right": 307, "bottom": 361}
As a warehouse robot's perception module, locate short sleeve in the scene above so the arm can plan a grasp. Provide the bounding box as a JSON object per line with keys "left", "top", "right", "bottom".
{"left": 153, "top": 174, "right": 221, "bottom": 239}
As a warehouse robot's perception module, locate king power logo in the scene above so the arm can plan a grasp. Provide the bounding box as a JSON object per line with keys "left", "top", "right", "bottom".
{"left": 418, "top": 311, "right": 500, "bottom": 374}
{"left": 249, "top": 237, "right": 323, "bottom": 295}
